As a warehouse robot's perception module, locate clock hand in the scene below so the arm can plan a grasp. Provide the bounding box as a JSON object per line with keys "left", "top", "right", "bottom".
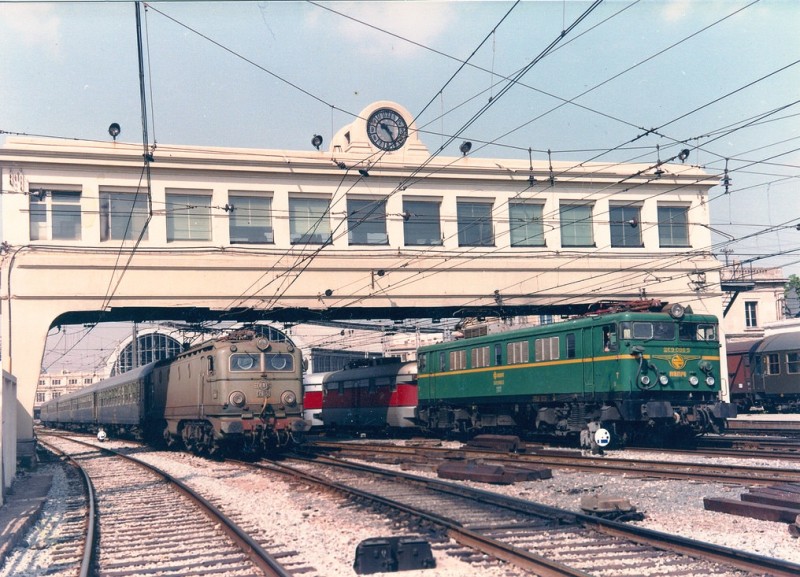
{"left": 379, "top": 122, "right": 395, "bottom": 140}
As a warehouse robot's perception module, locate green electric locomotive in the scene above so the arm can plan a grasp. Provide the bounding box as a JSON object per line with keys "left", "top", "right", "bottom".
{"left": 416, "top": 302, "right": 736, "bottom": 447}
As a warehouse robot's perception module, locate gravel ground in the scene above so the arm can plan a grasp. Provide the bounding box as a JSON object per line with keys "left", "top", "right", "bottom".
{"left": 1, "top": 440, "right": 798, "bottom": 577}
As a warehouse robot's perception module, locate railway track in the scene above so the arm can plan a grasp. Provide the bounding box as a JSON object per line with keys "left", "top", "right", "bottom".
{"left": 262, "top": 453, "right": 800, "bottom": 577}
{"left": 309, "top": 439, "right": 800, "bottom": 485}
{"left": 37, "top": 434, "right": 303, "bottom": 577}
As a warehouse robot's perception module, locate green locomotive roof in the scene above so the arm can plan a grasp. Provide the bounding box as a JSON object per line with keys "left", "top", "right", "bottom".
{"left": 418, "top": 309, "right": 719, "bottom": 352}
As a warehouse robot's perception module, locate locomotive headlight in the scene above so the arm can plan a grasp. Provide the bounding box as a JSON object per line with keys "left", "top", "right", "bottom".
{"left": 229, "top": 391, "right": 247, "bottom": 407}
{"left": 705, "top": 376, "right": 716, "bottom": 387}
{"left": 280, "top": 390, "right": 297, "bottom": 406}
{"left": 688, "top": 375, "right": 700, "bottom": 387}
{"left": 640, "top": 375, "right": 651, "bottom": 386}
{"left": 658, "top": 374, "right": 669, "bottom": 386}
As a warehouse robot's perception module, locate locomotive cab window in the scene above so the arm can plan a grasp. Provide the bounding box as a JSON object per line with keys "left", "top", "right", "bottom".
{"left": 621, "top": 321, "right": 675, "bottom": 341}
{"left": 266, "top": 353, "right": 294, "bottom": 371}
{"left": 207, "top": 356, "right": 215, "bottom": 375}
{"left": 679, "top": 323, "right": 718, "bottom": 342}
{"left": 418, "top": 354, "right": 427, "bottom": 372}
{"left": 231, "top": 353, "right": 259, "bottom": 371}
{"left": 601, "top": 325, "right": 617, "bottom": 352}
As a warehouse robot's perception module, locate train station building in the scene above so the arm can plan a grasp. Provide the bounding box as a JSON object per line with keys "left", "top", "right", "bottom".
{"left": 0, "top": 100, "right": 726, "bottom": 493}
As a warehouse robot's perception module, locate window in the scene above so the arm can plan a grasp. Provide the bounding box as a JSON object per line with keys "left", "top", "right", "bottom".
{"left": 609, "top": 205, "right": 642, "bottom": 248}
{"left": 29, "top": 188, "right": 82, "bottom": 240}
{"left": 535, "top": 336, "right": 559, "bottom": 361}
{"left": 509, "top": 202, "right": 545, "bottom": 247}
{"left": 290, "top": 196, "right": 331, "bottom": 244}
{"left": 745, "top": 301, "right": 758, "bottom": 328}
{"left": 680, "top": 323, "right": 718, "bottom": 341}
{"left": 166, "top": 191, "right": 211, "bottom": 241}
{"left": 566, "top": 333, "right": 576, "bottom": 359}
{"left": 229, "top": 194, "right": 273, "bottom": 243}
{"left": 457, "top": 201, "right": 494, "bottom": 246}
{"left": 100, "top": 190, "right": 149, "bottom": 241}
{"left": 507, "top": 340, "right": 529, "bottom": 364}
{"left": 764, "top": 353, "right": 780, "bottom": 375}
{"left": 494, "top": 343, "right": 502, "bottom": 365}
{"left": 449, "top": 349, "right": 466, "bottom": 371}
{"left": 52, "top": 379, "right": 61, "bottom": 386}
{"left": 787, "top": 352, "right": 800, "bottom": 374}
{"left": 348, "top": 198, "right": 388, "bottom": 245}
{"left": 602, "top": 324, "right": 618, "bottom": 352}
{"left": 403, "top": 199, "right": 442, "bottom": 246}
{"left": 621, "top": 321, "right": 675, "bottom": 341}
{"left": 471, "top": 346, "right": 490, "bottom": 368}
{"left": 657, "top": 205, "right": 689, "bottom": 247}
{"left": 84, "top": 378, "right": 93, "bottom": 384}
{"left": 560, "top": 204, "right": 594, "bottom": 247}
{"left": 36, "top": 392, "right": 45, "bottom": 403}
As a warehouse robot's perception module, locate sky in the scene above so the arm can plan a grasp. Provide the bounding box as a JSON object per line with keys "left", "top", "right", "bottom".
{"left": 1, "top": 0, "right": 798, "bottom": 371}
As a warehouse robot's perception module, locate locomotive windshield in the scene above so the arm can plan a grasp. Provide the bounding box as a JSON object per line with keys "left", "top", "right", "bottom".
{"left": 620, "top": 320, "right": 718, "bottom": 342}
{"left": 679, "top": 322, "right": 718, "bottom": 342}
{"left": 621, "top": 321, "right": 675, "bottom": 341}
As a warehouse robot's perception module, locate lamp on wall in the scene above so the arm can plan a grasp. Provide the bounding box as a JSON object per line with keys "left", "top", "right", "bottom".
{"left": 459, "top": 141, "right": 472, "bottom": 156}
{"left": 108, "top": 123, "right": 121, "bottom": 141}
{"left": 311, "top": 134, "right": 323, "bottom": 150}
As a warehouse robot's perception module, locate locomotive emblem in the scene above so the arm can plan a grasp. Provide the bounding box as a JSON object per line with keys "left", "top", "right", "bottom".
{"left": 652, "top": 353, "right": 700, "bottom": 370}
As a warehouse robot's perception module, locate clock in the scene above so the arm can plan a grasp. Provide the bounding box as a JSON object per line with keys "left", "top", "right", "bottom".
{"left": 366, "top": 108, "right": 409, "bottom": 151}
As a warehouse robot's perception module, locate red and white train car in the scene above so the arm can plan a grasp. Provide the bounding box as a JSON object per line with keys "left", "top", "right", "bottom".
{"left": 304, "top": 358, "right": 418, "bottom": 431}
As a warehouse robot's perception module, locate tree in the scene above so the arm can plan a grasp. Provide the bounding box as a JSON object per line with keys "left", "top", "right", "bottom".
{"left": 785, "top": 274, "right": 800, "bottom": 317}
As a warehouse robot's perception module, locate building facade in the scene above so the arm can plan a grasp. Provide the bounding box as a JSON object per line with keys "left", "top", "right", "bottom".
{"left": 2, "top": 101, "right": 726, "bottom": 483}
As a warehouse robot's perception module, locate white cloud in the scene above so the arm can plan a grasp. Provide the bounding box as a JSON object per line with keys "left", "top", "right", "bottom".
{"left": 661, "top": 0, "right": 692, "bottom": 22}
{"left": 1, "top": 4, "right": 62, "bottom": 55}
{"left": 313, "top": 2, "right": 454, "bottom": 59}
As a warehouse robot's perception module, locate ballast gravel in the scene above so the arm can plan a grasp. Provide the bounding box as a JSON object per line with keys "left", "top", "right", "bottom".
{"left": 1, "top": 440, "right": 798, "bottom": 577}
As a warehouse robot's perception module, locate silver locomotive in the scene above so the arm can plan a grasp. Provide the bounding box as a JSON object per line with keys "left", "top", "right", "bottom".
{"left": 41, "top": 328, "right": 308, "bottom": 455}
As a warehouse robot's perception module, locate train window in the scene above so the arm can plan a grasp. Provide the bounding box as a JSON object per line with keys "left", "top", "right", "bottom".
{"left": 231, "top": 353, "right": 259, "bottom": 371}
{"left": 471, "top": 346, "right": 490, "bottom": 368}
{"left": 266, "top": 353, "right": 294, "bottom": 371}
{"left": 679, "top": 323, "right": 718, "bottom": 341}
{"left": 494, "top": 343, "right": 502, "bottom": 365}
{"left": 449, "top": 350, "right": 467, "bottom": 371}
{"left": 626, "top": 321, "right": 676, "bottom": 341}
{"left": 207, "top": 356, "right": 215, "bottom": 374}
{"left": 535, "top": 336, "right": 559, "bottom": 362}
{"left": 602, "top": 325, "right": 617, "bottom": 352}
{"left": 566, "top": 333, "right": 576, "bottom": 358}
{"left": 765, "top": 354, "right": 780, "bottom": 375}
{"left": 507, "top": 340, "right": 529, "bottom": 364}
{"left": 439, "top": 352, "right": 446, "bottom": 371}
{"left": 418, "top": 354, "right": 427, "bottom": 372}
{"left": 787, "top": 353, "right": 800, "bottom": 374}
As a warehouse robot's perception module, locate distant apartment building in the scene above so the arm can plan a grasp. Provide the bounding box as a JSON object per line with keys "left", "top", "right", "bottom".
{"left": 721, "top": 265, "right": 788, "bottom": 340}
{"left": 34, "top": 370, "right": 101, "bottom": 417}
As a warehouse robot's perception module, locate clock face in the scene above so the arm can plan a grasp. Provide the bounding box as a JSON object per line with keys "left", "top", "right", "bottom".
{"left": 366, "top": 108, "right": 409, "bottom": 151}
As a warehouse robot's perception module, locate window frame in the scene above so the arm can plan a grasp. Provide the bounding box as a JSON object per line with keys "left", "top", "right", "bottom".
{"left": 403, "top": 198, "right": 442, "bottom": 246}
{"left": 456, "top": 200, "right": 494, "bottom": 247}
{"left": 166, "top": 190, "right": 212, "bottom": 242}
{"left": 609, "top": 205, "right": 642, "bottom": 248}
{"left": 100, "top": 189, "right": 150, "bottom": 242}
{"left": 289, "top": 195, "right": 332, "bottom": 245}
{"left": 657, "top": 205, "right": 690, "bottom": 248}
{"left": 347, "top": 197, "right": 388, "bottom": 245}
{"left": 559, "top": 203, "right": 594, "bottom": 247}
{"left": 228, "top": 193, "right": 274, "bottom": 244}
{"left": 509, "top": 201, "right": 545, "bottom": 247}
